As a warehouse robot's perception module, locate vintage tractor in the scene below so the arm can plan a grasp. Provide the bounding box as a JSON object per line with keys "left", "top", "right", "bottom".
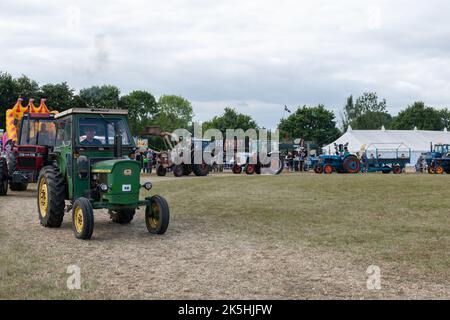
{"left": 142, "top": 125, "right": 210, "bottom": 177}
{"left": 0, "top": 100, "right": 58, "bottom": 196}
{"left": 314, "top": 143, "right": 360, "bottom": 174}
{"left": 228, "top": 139, "right": 284, "bottom": 175}
{"left": 36, "top": 108, "right": 169, "bottom": 240}
{"left": 416, "top": 143, "right": 450, "bottom": 173}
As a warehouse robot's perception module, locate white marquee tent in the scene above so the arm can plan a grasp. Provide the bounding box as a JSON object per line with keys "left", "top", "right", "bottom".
{"left": 322, "top": 126, "right": 450, "bottom": 166}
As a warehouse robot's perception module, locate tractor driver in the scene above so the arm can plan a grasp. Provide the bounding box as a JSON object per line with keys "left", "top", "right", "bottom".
{"left": 37, "top": 123, "right": 52, "bottom": 146}
{"left": 81, "top": 126, "right": 102, "bottom": 145}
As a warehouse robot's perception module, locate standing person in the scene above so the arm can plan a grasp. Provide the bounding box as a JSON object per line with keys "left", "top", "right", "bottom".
{"left": 299, "top": 148, "right": 306, "bottom": 172}
{"left": 143, "top": 153, "right": 149, "bottom": 173}
{"left": 136, "top": 151, "right": 142, "bottom": 171}
{"left": 147, "top": 149, "right": 154, "bottom": 174}
{"left": 286, "top": 151, "right": 294, "bottom": 172}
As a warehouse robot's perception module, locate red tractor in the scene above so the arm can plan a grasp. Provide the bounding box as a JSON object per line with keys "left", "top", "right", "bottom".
{"left": 0, "top": 112, "right": 57, "bottom": 195}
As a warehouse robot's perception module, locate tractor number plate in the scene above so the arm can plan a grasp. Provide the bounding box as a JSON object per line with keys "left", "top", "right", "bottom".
{"left": 122, "top": 184, "right": 131, "bottom": 192}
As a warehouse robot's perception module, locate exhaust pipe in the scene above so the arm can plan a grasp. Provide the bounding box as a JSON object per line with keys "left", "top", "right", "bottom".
{"left": 114, "top": 122, "right": 123, "bottom": 158}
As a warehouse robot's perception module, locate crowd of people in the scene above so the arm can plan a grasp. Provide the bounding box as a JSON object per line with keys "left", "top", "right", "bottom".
{"left": 285, "top": 147, "right": 308, "bottom": 172}
{"left": 135, "top": 149, "right": 155, "bottom": 173}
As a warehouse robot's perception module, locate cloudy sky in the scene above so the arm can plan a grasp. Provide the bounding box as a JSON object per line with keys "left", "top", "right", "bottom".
{"left": 1, "top": 0, "right": 450, "bottom": 129}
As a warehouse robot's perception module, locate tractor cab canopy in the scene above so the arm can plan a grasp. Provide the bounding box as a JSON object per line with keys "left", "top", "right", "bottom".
{"left": 54, "top": 108, "right": 134, "bottom": 149}
{"left": 433, "top": 144, "right": 450, "bottom": 155}
{"left": 19, "top": 114, "right": 57, "bottom": 147}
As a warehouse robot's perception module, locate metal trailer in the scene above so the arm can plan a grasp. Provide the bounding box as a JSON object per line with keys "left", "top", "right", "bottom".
{"left": 361, "top": 143, "right": 411, "bottom": 174}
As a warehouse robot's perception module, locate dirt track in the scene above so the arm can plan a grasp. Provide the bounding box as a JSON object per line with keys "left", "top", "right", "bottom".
{"left": 1, "top": 174, "right": 449, "bottom": 299}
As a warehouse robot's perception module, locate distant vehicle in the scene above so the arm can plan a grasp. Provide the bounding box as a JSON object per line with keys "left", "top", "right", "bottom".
{"left": 314, "top": 143, "right": 360, "bottom": 174}
{"left": 416, "top": 143, "right": 450, "bottom": 173}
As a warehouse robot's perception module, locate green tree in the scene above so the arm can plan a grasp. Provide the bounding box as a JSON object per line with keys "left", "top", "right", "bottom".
{"left": 342, "top": 92, "right": 390, "bottom": 130}
{"left": 0, "top": 72, "right": 17, "bottom": 129}
{"left": 350, "top": 112, "right": 392, "bottom": 130}
{"left": 439, "top": 108, "right": 450, "bottom": 129}
{"left": 355, "top": 92, "right": 387, "bottom": 114}
{"left": 278, "top": 104, "right": 341, "bottom": 146}
{"left": 119, "top": 90, "right": 158, "bottom": 135}
{"left": 154, "top": 95, "right": 194, "bottom": 132}
{"left": 79, "top": 85, "right": 120, "bottom": 108}
{"left": 38, "top": 82, "right": 74, "bottom": 112}
{"left": 202, "top": 107, "right": 258, "bottom": 134}
{"left": 70, "top": 95, "right": 88, "bottom": 109}
{"left": 14, "top": 75, "right": 40, "bottom": 100}
{"left": 390, "top": 101, "right": 443, "bottom": 130}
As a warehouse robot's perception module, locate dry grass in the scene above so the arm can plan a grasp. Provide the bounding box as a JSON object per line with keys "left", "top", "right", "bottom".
{"left": 0, "top": 172, "right": 449, "bottom": 299}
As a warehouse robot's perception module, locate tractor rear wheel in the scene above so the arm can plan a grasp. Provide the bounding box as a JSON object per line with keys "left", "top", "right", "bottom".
{"left": 156, "top": 165, "right": 167, "bottom": 176}
{"left": 192, "top": 162, "right": 209, "bottom": 176}
{"left": 343, "top": 155, "right": 360, "bottom": 173}
{"left": 173, "top": 165, "right": 184, "bottom": 177}
{"left": 324, "top": 164, "right": 333, "bottom": 174}
{"left": 0, "top": 158, "right": 8, "bottom": 196}
{"left": 9, "top": 182, "right": 28, "bottom": 191}
{"left": 245, "top": 164, "right": 256, "bottom": 175}
{"left": 109, "top": 209, "right": 135, "bottom": 224}
{"left": 146, "top": 195, "right": 170, "bottom": 234}
{"left": 72, "top": 197, "right": 94, "bottom": 240}
{"left": 37, "top": 166, "right": 66, "bottom": 228}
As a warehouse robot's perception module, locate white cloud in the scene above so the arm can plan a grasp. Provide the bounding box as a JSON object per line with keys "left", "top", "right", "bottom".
{"left": 1, "top": 0, "right": 450, "bottom": 129}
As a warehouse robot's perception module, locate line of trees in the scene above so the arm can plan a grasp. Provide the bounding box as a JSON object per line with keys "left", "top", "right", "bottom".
{"left": 0, "top": 72, "right": 193, "bottom": 136}
{"left": 1, "top": 71, "right": 449, "bottom": 147}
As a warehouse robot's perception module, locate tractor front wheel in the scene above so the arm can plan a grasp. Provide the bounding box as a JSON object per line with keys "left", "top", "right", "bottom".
{"left": 37, "top": 167, "right": 65, "bottom": 228}
{"left": 156, "top": 165, "right": 167, "bottom": 176}
{"left": 146, "top": 195, "right": 170, "bottom": 234}
{"left": 72, "top": 197, "right": 94, "bottom": 240}
{"left": 314, "top": 165, "right": 323, "bottom": 174}
{"left": 324, "top": 164, "right": 333, "bottom": 174}
{"left": 435, "top": 166, "right": 444, "bottom": 174}
{"left": 427, "top": 166, "right": 434, "bottom": 174}
{"left": 109, "top": 209, "right": 135, "bottom": 224}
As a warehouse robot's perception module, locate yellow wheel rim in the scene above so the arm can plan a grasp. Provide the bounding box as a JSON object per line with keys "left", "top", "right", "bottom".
{"left": 149, "top": 202, "right": 160, "bottom": 229}
{"left": 74, "top": 206, "right": 84, "bottom": 233}
{"left": 38, "top": 178, "right": 48, "bottom": 217}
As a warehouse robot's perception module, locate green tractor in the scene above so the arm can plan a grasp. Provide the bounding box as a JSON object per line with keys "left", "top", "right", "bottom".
{"left": 36, "top": 108, "right": 169, "bottom": 240}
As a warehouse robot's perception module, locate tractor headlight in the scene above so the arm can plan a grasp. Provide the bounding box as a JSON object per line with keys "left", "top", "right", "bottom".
{"left": 142, "top": 182, "right": 152, "bottom": 190}
{"left": 98, "top": 183, "right": 108, "bottom": 192}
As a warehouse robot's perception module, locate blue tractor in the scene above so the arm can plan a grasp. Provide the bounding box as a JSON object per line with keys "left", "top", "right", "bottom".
{"left": 416, "top": 143, "right": 450, "bottom": 173}
{"left": 314, "top": 143, "right": 361, "bottom": 174}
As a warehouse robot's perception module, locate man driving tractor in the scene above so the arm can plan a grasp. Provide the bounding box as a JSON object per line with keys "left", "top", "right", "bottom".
{"left": 81, "top": 126, "right": 102, "bottom": 145}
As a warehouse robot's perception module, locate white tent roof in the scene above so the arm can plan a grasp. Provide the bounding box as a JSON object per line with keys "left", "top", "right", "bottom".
{"left": 322, "top": 126, "right": 450, "bottom": 154}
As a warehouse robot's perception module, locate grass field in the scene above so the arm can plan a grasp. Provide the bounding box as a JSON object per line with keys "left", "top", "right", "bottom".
{"left": 1, "top": 172, "right": 449, "bottom": 299}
